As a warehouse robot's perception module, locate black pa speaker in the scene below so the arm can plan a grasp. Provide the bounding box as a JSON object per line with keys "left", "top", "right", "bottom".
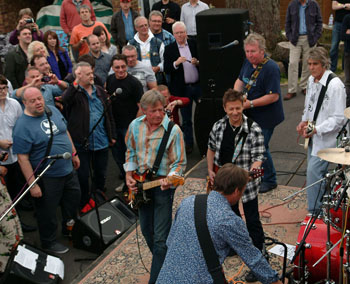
{"left": 194, "top": 8, "right": 250, "bottom": 156}
{"left": 72, "top": 197, "right": 136, "bottom": 254}
{"left": 2, "top": 242, "right": 61, "bottom": 284}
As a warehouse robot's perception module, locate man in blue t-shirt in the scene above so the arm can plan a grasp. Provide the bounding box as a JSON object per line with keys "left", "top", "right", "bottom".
{"left": 12, "top": 87, "right": 81, "bottom": 254}
{"left": 234, "top": 33, "right": 284, "bottom": 195}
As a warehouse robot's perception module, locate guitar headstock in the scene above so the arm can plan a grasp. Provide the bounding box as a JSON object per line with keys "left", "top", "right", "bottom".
{"left": 249, "top": 168, "right": 264, "bottom": 179}
{"left": 168, "top": 175, "right": 185, "bottom": 187}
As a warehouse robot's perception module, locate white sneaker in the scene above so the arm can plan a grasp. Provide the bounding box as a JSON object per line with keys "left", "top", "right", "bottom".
{"left": 114, "top": 184, "right": 124, "bottom": 193}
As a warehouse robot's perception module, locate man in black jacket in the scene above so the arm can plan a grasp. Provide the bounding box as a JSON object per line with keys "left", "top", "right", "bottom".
{"left": 62, "top": 62, "right": 116, "bottom": 208}
{"left": 164, "top": 21, "right": 200, "bottom": 154}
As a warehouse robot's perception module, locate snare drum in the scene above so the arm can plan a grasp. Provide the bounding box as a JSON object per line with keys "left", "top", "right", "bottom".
{"left": 293, "top": 215, "right": 346, "bottom": 283}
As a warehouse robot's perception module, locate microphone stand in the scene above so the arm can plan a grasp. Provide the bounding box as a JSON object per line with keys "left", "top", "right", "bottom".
{"left": 0, "top": 159, "right": 56, "bottom": 222}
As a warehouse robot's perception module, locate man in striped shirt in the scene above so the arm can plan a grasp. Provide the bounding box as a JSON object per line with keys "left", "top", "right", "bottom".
{"left": 124, "top": 89, "right": 186, "bottom": 284}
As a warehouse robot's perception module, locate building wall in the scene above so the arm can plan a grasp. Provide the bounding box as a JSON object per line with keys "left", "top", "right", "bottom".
{"left": 0, "top": 0, "right": 48, "bottom": 33}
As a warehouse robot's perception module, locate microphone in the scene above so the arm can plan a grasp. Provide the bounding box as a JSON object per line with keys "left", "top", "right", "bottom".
{"left": 212, "top": 40, "right": 239, "bottom": 50}
{"left": 111, "top": 88, "right": 122, "bottom": 99}
{"left": 46, "top": 152, "right": 71, "bottom": 160}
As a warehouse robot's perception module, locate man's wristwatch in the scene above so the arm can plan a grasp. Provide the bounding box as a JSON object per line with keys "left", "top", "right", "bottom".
{"left": 250, "top": 100, "right": 254, "bottom": 108}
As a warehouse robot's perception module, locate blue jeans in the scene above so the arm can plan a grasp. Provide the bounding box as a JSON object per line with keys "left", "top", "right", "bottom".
{"left": 180, "top": 83, "right": 201, "bottom": 147}
{"left": 36, "top": 171, "right": 81, "bottom": 247}
{"left": 261, "top": 128, "right": 277, "bottom": 186}
{"left": 306, "top": 145, "right": 329, "bottom": 214}
{"left": 138, "top": 187, "right": 175, "bottom": 284}
{"left": 75, "top": 145, "right": 109, "bottom": 208}
{"left": 111, "top": 128, "right": 127, "bottom": 178}
{"left": 330, "top": 21, "right": 342, "bottom": 72}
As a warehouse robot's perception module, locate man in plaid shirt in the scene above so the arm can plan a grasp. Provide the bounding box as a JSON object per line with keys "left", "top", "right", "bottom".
{"left": 207, "top": 89, "right": 265, "bottom": 283}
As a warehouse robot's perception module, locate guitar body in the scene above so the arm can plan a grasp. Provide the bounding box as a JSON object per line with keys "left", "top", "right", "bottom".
{"left": 128, "top": 171, "right": 185, "bottom": 209}
{"left": 129, "top": 171, "right": 152, "bottom": 209}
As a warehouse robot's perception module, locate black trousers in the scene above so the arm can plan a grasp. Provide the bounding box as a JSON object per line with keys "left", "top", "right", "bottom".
{"left": 231, "top": 196, "right": 264, "bottom": 251}
{"left": 36, "top": 171, "right": 81, "bottom": 247}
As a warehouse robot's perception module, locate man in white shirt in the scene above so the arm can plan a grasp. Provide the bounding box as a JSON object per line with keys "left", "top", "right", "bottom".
{"left": 180, "top": 0, "right": 208, "bottom": 39}
{"left": 297, "top": 46, "right": 346, "bottom": 214}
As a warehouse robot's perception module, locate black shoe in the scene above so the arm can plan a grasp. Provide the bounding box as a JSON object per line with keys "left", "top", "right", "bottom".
{"left": 43, "top": 242, "right": 69, "bottom": 254}
{"left": 21, "top": 223, "right": 37, "bottom": 232}
{"left": 259, "top": 183, "right": 277, "bottom": 193}
{"left": 245, "top": 270, "right": 258, "bottom": 282}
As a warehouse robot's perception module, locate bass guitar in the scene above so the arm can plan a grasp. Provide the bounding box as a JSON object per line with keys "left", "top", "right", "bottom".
{"left": 206, "top": 166, "right": 264, "bottom": 193}
{"left": 128, "top": 170, "right": 185, "bottom": 209}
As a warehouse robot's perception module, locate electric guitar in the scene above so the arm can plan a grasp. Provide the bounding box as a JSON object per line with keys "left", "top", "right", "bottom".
{"left": 206, "top": 167, "right": 264, "bottom": 194}
{"left": 304, "top": 121, "right": 315, "bottom": 149}
{"left": 128, "top": 171, "right": 185, "bottom": 209}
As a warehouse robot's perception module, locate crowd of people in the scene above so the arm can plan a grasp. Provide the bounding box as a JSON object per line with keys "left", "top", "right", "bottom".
{"left": 0, "top": 0, "right": 349, "bottom": 283}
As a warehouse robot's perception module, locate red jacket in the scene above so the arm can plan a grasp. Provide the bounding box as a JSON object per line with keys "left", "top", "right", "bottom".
{"left": 169, "top": 95, "right": 190, "bottom": 126}
{"left": 60, "top": 0, "right": 96, "bottom": 35}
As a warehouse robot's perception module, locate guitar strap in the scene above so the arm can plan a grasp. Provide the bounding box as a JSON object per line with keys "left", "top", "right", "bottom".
{"left": 194, "top": 194, "right": 227, "bottom": 284}
{"left": 313, "top": 72, "right": 336, "bottom": 123}
{"left": 243, "top": 57, "right": 270, "bottom": 95}
{"left": 44, "top": 106, "right": 54, "bottom": 158}
{"left": 151, "top": 121, "right": 175, "bottom": 176}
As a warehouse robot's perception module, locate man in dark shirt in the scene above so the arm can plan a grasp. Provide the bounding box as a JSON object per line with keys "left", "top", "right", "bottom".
{"left": 106, "top": 54, "right": 143, "bottom": 180}
{"left": 151, "top": 0, "right": 181, "bottom": 34}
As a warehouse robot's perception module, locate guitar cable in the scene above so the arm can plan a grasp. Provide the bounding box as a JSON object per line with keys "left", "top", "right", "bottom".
{"left": 135, "top": 219, "right": 150, "bottom": 274}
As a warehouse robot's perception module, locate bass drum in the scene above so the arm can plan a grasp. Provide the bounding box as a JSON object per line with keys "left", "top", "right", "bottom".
{"left": 328, "top": 182, "right": 350, "bottom": 231}
{"left": 293, "top": 215, "right": 346, "bottom": 283}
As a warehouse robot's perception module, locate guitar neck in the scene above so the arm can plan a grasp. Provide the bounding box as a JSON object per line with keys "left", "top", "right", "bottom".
{"left": 142, "top": 179, "right": 162, "bottom": 191}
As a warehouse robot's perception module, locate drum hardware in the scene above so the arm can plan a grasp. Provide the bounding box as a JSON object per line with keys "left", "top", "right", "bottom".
{"left": 283, "top": 168, "right": 343, "bottom": 202}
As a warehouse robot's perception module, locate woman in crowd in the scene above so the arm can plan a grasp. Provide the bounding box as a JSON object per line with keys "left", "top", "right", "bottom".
{"left": 44, "top": 31, "right": 72, "bottom": 80}
{"left": 93, "top": 25, "right": 117, "bottom": 56}
{"left": 27, "top": 41, "right": 49, "bottom": 64}
{"left": 9, "top": 8, "right": 43, "bottom": 45}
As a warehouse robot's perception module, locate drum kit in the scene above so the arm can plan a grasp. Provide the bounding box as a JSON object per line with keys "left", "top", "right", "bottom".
{"left": 287, "top": 109, "right": 350, "bottom": 284}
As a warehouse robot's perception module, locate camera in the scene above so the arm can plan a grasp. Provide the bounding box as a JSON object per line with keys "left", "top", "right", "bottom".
{"left": 41, "top": 76, "right": 51, "bottom": 83}
{"left": 165, "top": 109, "right": 172, "bottom": 118}
{"left": 25, "top": 18, "right": 34, "bottom": 24}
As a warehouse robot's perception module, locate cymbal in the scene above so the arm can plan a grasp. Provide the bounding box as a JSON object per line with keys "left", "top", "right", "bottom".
{"left": 317, "top": 148, "right": 350, "bottom": 165}
{"left": 344, "top": 107, "right": 350, "bottom": 119}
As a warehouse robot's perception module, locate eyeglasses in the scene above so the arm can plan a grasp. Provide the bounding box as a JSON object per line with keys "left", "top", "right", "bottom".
{"left": 150, "top": 20, "right": 162, "bottom": 23}
{"left": 0, "top": 86, "right": 8, "bottom": 92}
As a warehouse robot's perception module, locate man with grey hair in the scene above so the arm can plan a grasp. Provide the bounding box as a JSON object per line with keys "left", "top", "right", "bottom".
{"left": 297, "top": 46, "right": 346, "bottom": 215}
{"left": 122, "top": 45, "right": 157, "bottom": 92}
{"left": 180, "top": 0, "right": 208, "bottom": 40}
{"left": 164, "top": 21, "right": 200, "bottom": 154}
{"left": 128, "top": 16, "right": 166, "bottom": 85}
{"left": 62, "top": 61, "right": 116, "bottom": 209}
{"left": 12, "top": 87, "right": 81, "bottom": 254}
{"left": 234, "top": 33, "right": 284, "bottom": 198}
{"left": 149, "top": 10, "right": 175, "bottom": 47}
{"left": 70, "top": 4, "right": 110, "bottom": 57}
{"left": 125, "top": 89, "right": 186, "bottom": 283}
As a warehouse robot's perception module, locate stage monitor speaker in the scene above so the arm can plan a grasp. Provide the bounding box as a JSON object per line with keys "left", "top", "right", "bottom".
{"left": 194, "top": 98, "right": 225, "bottom": 156}
{"left": 195, "top": 8, "right": 249, "bottom": 155}
{"left": 196, "top": 8, "right": 249, "bottom": 98}
{"left": 72, "top": 197, "right": 136, "bottom": 254}
{"left": 3, "top": 242, "right": 61, "bottom": 284}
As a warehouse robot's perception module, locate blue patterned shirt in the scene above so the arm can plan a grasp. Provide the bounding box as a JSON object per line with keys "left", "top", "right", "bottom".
{"left": 124, "top": 114, "right": 186, "bottom": 176}
{"left": 157, "top": 191, "right": 279, "bottom": 284}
